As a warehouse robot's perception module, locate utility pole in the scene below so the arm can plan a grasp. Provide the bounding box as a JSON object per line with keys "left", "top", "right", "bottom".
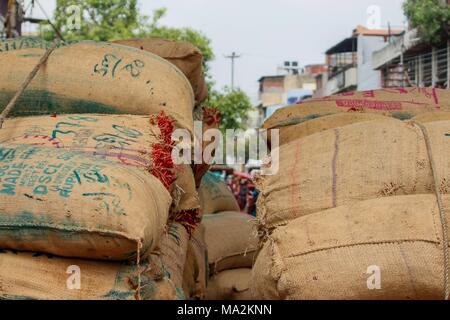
{"left": 224, "top": 52, "right": 241, "bottom": 91}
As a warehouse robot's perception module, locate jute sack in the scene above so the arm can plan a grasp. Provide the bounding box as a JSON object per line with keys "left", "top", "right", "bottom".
{"left": 182, "top": 224, "right": 208, "bottom": 300}
{"left": 182, "top": 243, "right": 197, "bottom": 300}
{"left": 171, "top": 164, "right": 201, "bottom": 228}
{"left": 0, "top": 114, "right": 200, "bottom": 224}
{"left": 206, "top": 268, "right": 252, "bottom": 301}
{"left": 193, "top": 107, "right": 222, "bottom": 188}
{"left": 0, "top": 250, "right": 183, "bottom": 300}
{"left": 257, "top": 118, "right": 450, "bottom": 229}
{"left": 0, "top": 41, "right": 195, "bottom": 133}
{"left": 251, "top": 195, "right": 449, "bottom": 300}
{"left": 204, "top": 212, "right": 258, "bottom": 275}
{"left": 199, "top": 172, "right": 240, "bottom": 215}
{"left": 113, "top": 38, "right": 208, "bottom": 106}
{"left": 264, "top": 88, "right": 450, "bottom": 132}
{"left": 0, "top": 144, "right": 172, "bottom": 260}
{"left": 271, "top": 112, "right": 388, "bottom": 146}
{"left": 412, "top": 112, "right": 450, "bottom": 123}
{"left": 158, "top": 222, "right": 190, "bottom": 289}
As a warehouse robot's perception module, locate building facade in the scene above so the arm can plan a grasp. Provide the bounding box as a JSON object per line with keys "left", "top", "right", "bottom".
{"left": 372, "top": 28, "right": 450, "bottom": 89}
{"left": 315, "top": 25, "right": 403, "bottom": 97}
{"left": 257, "top": 64, "right": 326, "bottom": 119}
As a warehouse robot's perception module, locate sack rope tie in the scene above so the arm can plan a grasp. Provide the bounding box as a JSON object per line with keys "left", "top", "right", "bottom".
{"left": 136, "top": 240, "right": 142, "bottom": 300}
{"left": 416, "top": 122, "right": 449, "bottom": 300}
{"left": 0, "top": 40, "right": 58, "bottom": 129}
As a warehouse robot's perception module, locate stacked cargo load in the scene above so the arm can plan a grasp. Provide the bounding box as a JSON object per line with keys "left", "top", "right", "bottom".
{"left": 0, "top": 37, "right": 209, "bottom": 300}
{"left": 251, "top": 89, "right": 450, "bottom": 300}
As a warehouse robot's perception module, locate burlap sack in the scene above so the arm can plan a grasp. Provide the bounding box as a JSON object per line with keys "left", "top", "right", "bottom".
{"left": 206, "top": 268, "right": 252, "bottom": 301}
{"left": 158, "top": 222, "right": 189, "bottom": 289}
{"left": 199, "top": 172, "right": 240, "bottom": 215}
{"left": 264, "top": 88, "right": 450, "bottom": 135}
{"left": 0, "top": 114, "right": 168, "bottom": 175}
{"left": 257, "top": 118, "right": 450, "bottom": 229}
{"left": 182, "top": 243, "right": 198, "bottom": 300}
{"left": 113, "top": 38, "right": 208, "bottom": 106}
{"left": 412, "top": 112, "right": 450, "bottom": 123}
{"left": 0, "top": 114, "right": 199, "bottom": 223}
{"left": 0, "top": 144, "right": 171, "bottom": 260}
{"left": 204, "top": 212, "right": 258, "bottom": 275}
{"left": 171, "top": 164, "right": 201, "bottom": 227}
{"left": 252, "top": 195, "right": 449, "bottom": 300}
{"left": 0, "top": 250, "right": 182, "bottom": 300}
{"left": 193, "top": 107, "right": 222, "bottom": 188}
{"left": 182, "top": 224, "right": 208, "bottom": 300}
{"left": 0, "top": 41, "right": 195, "bottom": 133}
{"left": 271, "top": 113, "right": 388, "bottom": 146}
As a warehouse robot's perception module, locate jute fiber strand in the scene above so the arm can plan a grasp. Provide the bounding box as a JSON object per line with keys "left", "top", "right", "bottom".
{"left": 206, "top": 268, "right": 252, "bottom": 301}
{"left": 204, "top": 212, "right": 258, "bottom": 275}
{"left": 251, "top": 195, "right": 450, "bottom": 300}
{"left": 0, "top": 144, "right": 172, "bottom": 261}
{"left": 257, "top": 118, "right": 450, "bottom": 229}
{"left": 182, "top": 224, "right": 208, "bottom": 300}
{"left": 113, "top": 38, "right": 208, "bottom": 106}
{"left": 0, "top": 250, "right": 183, "bottom": 300}
{"left": 0, "top": 41, "right": 195, "bottom": 133}
{"left": 270, "top": 112, "right": 388, "bottom": 146}
{"left": 198, "top": 172, "right": 240, "bottom": 215}
{"left": 0, "top": 114, "right": 199, "bottom": 218}
{"left": 264, "top": 88, "right": 450, "bottom": 131}
{"left": 159, "top": 222, "right": 190, "bottom": 289}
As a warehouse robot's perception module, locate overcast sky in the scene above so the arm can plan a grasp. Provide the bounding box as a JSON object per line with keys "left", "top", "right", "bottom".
{"left": 25, "top": 0, "right": 407, "bottom": 102}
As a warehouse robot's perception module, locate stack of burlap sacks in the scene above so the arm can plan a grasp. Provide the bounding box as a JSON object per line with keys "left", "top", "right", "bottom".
{"left": 181, "top": 171, "right": 258, "bottom": 300}
{"left": 0, "top": 37, "right": 210, "bottom": 300}
{"left": 252, "top": 88, "right": 450, "bottom": 300}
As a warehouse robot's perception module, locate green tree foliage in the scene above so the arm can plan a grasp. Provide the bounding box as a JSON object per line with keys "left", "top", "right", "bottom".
{"left": 42, "top": 1, "right": 253, "bottom": 130}
{"left": 43, "top": 0, "right": 145, "bottom": 41}
{"left": 146, "top": 8, "right": 214, "bottom": 69}
{"left": 403, "top": 0, "right": 450, "bottom": 44}
{"left": 42, "top": 2, "right": 214, "bottom": 66}
{"left": 208, "top": 87, "right": 253, "bottom": 131}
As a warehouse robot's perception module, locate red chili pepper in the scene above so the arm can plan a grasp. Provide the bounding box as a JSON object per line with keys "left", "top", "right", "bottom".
{"left": 172, "top": 209, "right": 201, "bottom": 237}
{"left": 202, "top": 107, "right": 222, "bottom": 126}
{"left": 149, "top": 111, "right": 176, "bottom": 190}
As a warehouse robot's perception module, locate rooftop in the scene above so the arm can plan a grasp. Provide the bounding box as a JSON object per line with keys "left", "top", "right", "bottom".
{"left": 352, "top": 25, "right": 403, "bottom": 37}
{"left": 325, "top": 25, "right": 404, "bottom": 55}
{"left": 258, "top": 75, "right": 285, "bottom": 82}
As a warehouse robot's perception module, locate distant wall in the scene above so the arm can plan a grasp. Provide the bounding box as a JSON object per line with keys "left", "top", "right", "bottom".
{"left": 357, "top": 34, "right": 387, "bottom": 91}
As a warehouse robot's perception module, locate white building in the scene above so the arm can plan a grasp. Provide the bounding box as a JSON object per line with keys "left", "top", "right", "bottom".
{"left": 315, "top": 25, "right": 403, "bottom": 97}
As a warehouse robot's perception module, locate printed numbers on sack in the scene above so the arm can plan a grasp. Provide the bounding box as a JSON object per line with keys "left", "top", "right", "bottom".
{"left": 93, "top": 54, "right": 123, "bottom": 77}
{"left": 93, "top": 53, "right": 145, "bottom": 79}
